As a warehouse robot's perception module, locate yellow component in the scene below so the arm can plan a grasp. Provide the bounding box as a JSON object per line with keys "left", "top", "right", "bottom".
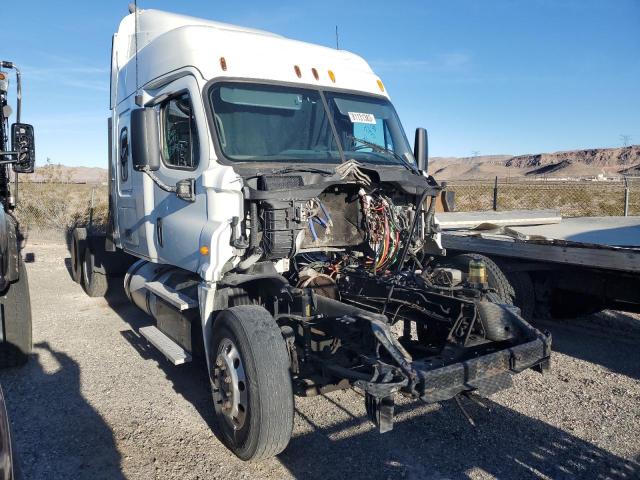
{"left": 328, "top": 70, "right": 336, "bottom": 83}
{"left": 468, "top": 258, "right": 487, "bottom": 285}
{"left": 199, "top": 246, "right": 210, "bottom": 256}
{"left": 219, "top": 57, "right": 227, "bottom": 71}
{"left": 0, "top": 73, "right": 5, "bottom": 81}
{"left": 294, "top": 65, "right": 302, "bottom": 78}
{"left": 377, "top": 79, "right": 385, "bottom": 92}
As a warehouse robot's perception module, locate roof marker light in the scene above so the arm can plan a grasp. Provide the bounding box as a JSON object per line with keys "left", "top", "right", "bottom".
{"left": 377, "top": 79, "right": 385, "bottom": 92}
{"left": 219, "top": 57, "right": 227, "bottom": 71}
{"left": 294, "top": 65, "right": 302, "bottom": 78}
{"left": 328, "top": 70, "right": 336, "bottom": 83}
{"left": 311, "top": 68, "right": 319, "bottom": 80}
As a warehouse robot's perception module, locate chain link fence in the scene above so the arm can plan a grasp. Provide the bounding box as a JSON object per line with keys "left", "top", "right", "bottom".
{"left": 444, "top": 177, "right": 640, "bottom": 217}
{"left": 8, "top": 177, "right": 640, "bottom": 239}
{"left": 13, "top": 182, "right": 108, "bottom": 239}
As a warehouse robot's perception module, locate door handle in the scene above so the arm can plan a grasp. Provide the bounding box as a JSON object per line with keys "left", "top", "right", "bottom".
{"left": 156, "top": 217, "right": 164, "bottom": 248}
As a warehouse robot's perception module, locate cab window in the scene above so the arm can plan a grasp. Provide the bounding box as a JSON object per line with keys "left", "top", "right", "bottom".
{"left": 161, "top": 93, "right": 199, "bottom": 169}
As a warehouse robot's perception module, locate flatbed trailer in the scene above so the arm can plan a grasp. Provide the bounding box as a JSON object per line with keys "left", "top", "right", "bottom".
{"left": 437, "top": 214, "right": 640, "bottom": 318}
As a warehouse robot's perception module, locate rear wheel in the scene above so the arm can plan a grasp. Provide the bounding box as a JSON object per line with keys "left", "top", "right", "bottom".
{"left": 82, "top": 245, "right": 108, "bottom": 297}
{"left": 70, "top": 228, "right": 86, "bottom": 283}
{"left": 0, "top": 260, "right": 32, "bottom": 367}
{"left": 211, "top": 305, "right": 293, "bottom": 461}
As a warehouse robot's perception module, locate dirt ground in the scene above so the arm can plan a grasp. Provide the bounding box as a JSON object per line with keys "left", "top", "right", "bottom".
{"left": 1, "top": 240, "right": 639, "bottom": 480}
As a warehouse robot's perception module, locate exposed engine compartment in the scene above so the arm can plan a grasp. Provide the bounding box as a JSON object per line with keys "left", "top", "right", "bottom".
{"left": 250, "top": 165, "right": 432, "bottom": 262}
{"left": 218, "top": 163, "right": 551, "bottom": 432}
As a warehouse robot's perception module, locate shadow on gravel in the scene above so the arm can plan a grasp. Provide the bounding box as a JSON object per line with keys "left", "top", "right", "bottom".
{"left": 281, "top": 398, "right": 639, "bottom": 480}
{"left": 0, "top": 342, "right": 124, "bottom": 480}
{"left": 63, "top": 257, "right": 74, "bottom": 280}
{"left": 537, "top": 311, "right": 640, "bottom": 380}
{"left": 106, "top": 283, "right": 217, "bottom": 431}
{"left": 103, "top": 281, "right": 639, "bottom": 480}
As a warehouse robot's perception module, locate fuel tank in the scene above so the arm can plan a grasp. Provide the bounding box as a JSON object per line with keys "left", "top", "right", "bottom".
{"left": 124, "top": 260, "right": 199, "bottom": 352}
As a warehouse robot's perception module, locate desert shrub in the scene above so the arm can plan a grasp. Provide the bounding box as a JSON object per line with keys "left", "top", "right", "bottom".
{"left": 14, "top": 183, "right": 108, "bottom": 233}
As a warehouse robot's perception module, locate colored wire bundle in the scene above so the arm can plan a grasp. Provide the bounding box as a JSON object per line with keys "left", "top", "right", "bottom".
{"left": 358, "top": 189, "right": 405, "bottom": 273}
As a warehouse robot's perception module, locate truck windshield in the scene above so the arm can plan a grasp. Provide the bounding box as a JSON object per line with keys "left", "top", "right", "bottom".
{"left": 209, "top": 82, "right": 414, "bottom": 166}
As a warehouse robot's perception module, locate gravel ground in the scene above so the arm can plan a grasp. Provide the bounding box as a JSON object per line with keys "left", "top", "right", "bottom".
{"left": 0, "top": 240, "right": 639, "bottom": 480}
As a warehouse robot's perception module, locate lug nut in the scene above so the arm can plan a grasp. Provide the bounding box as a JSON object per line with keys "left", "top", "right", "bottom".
{"left": 215, "top": 357, "right": 223, "bottom": 367}
{"left": 224, "top": 376, "right": 232, "bottom": 384}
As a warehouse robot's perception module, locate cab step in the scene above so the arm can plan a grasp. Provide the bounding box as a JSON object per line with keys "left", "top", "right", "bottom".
{"left": 145, "top": 281, "right": 198, "bottom": 311}
{"left": 139, "top": 325, "right": 192, "bottom": 365}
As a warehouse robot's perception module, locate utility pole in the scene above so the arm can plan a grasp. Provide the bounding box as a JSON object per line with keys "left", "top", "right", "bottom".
{"left": 471, "top": 150, "right": 480, "bottom": 158}
{"left": 620, "top": 134, "right": 632, "bottom": 147}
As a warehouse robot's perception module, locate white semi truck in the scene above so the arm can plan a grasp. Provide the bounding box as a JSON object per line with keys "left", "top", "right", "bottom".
{"left": 71, "top": 8, "right": 551, "bottom": 460}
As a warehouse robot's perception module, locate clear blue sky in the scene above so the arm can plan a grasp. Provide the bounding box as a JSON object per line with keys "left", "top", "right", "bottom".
{"left": 3, "top": 0, "right": 639, "bottom": 167}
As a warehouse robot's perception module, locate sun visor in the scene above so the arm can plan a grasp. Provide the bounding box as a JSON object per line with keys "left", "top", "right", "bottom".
{"left": 220, "top": 86, "right": 303, "bottom": 110}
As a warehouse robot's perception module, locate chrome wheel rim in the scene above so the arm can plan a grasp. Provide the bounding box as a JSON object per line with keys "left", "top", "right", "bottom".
{"left": 214, "top": 338, "right": 248, "bottom": 430}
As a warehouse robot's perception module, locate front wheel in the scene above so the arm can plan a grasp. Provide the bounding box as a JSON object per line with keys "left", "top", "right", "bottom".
{"left": 211, "top": 305, "right": 293, "bottom": 461}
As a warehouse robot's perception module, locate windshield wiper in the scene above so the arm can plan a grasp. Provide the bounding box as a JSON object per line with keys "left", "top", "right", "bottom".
{"left": 271, "top": 166, "right": 334, "bottom": 176}
{"left": 347, "top": 135, "right": 418, "bottom": 174}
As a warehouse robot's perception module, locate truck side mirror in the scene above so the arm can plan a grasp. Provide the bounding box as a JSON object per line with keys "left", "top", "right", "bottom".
{"left": 11, "top": 123, "right": 35, "bottom": 174}
{"left": 414, "top": 127, "right": 428, "bottom": 173}
{"left": 131, "top": 107, "right": 160, "bottom": 171}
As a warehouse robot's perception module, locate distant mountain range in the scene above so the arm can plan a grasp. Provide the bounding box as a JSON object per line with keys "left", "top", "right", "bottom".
{"left": 430, "top": 145, "right": 640, "bottom": 180}
{"left": 22, "top": 145, "right": 640, "bottom": 183}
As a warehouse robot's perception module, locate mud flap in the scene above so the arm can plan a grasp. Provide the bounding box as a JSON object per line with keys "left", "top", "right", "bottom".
{"left": 365, "top": 393, "right": 395, "bottom": 433}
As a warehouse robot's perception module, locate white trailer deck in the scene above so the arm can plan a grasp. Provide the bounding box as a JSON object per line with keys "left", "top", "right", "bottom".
{"left": 507, "top": 216, "right": 640, "bottom": 248}
{"left": 437, "top": 212, "right": 640, "bottom": 317}
{"left": 439, "top": 214, "right": 640, "bottom": 274}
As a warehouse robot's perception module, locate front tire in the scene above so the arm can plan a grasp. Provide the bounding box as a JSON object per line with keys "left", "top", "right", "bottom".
{"left": 0, "top": 259, "right": 32, "bottom": 367}
{"left": 211, "top": 305, "right": 293, "bottom": 461}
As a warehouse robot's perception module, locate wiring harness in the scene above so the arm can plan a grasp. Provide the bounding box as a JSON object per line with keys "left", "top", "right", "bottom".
{"left": 358, "top": 188, "right": 410, "bottom": 273}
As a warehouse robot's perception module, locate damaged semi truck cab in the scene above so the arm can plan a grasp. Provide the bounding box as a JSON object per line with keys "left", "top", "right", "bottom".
{"left": 72, "top": 8, "right": 551, "bottom": 460}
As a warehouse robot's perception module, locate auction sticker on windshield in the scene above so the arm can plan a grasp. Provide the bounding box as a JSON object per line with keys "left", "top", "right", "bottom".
{"left": 348, "top": 112, "right": 377, "bottom": 124}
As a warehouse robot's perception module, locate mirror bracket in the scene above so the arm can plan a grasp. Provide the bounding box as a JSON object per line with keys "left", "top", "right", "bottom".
{"left": 139, "top": 167, "right": 196, "bottom": 203}
{"left": 176, "top": 178, "right": 196, "bottom": 202}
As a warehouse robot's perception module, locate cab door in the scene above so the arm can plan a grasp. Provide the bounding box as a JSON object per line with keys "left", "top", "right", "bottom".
{"left": 114, "top": 102, "right": 148, "bottom": 253}
{"left": 149, "top": 75, "right": 209, "bottom": 272}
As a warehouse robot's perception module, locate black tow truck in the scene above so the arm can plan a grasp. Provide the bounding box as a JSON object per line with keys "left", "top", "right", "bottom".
{"left": 0, "top": 61, "right": 35, "bottom": 367}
